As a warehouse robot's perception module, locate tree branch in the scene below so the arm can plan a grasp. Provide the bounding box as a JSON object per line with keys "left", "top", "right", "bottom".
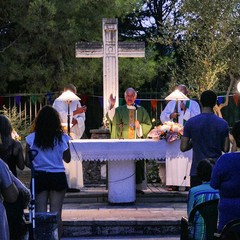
{"left": 214, "top": 72, "right": 238, "bottom": 118}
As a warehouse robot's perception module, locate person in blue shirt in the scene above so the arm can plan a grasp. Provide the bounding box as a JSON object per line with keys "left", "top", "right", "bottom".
{"left": 0, "top": 158, "right": 19, "bottom": 240}
{"left": 25, "top": 105, "right": 71, "bottom": 238}
{"left": 187, "top": 159, "right": 219, "bottom": 240}
{"left": 211, "top": 120, "right": 240, "bottom": 232}
{"left": 181, "top": 90, "right": 230, "bottom": 187}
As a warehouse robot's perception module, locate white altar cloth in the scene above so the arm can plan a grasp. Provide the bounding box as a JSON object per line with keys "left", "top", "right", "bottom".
{"left": 70, "top": 139, "right": 192, "bottom": 203}
{"left": 70, "top": 139, "right": 187, "bottom": 161}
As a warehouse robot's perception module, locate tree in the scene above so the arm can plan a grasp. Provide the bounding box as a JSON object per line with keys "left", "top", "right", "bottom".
{"left": 0, "top": 0, "right": 139, "bottom": 94}
{"left": 168, "top": 0, "right": 240, "bottom": 99}
{"left": 118, "top": 0, "right": 182, "bottom": 94}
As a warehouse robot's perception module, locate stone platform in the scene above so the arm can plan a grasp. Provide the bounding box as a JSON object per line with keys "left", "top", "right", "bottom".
{"left": 19, "top": 168, "right": 187, "bottom": 238}
{"left": 61, "top": 185, "right": 187, "bottom": 238}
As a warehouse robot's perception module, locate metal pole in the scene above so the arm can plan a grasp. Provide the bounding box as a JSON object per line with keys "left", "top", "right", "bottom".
{"left": 176, "top": 99, "right": 179, "bottom": 123}
{"left": 135, "top": 106, "right": 137, "bottom": 139}
{"left": 67, "top": 100, "right": 71, "bottom": 136}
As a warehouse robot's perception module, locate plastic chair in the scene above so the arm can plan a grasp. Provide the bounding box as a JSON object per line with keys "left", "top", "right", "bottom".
{"left": 180, "top": 199, "right": 219, "bottom": 240}
{"left": 214, "top": 218, "right": 240, "bottom": 240}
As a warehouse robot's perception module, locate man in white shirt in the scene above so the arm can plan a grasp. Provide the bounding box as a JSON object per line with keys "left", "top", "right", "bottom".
{"left": 53, "top": 84, "right": 86, "bottom": 191}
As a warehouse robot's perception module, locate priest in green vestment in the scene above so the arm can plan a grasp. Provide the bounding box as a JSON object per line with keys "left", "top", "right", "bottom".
{"left": 106, "top": 88, "right": 152, "bottom": 193}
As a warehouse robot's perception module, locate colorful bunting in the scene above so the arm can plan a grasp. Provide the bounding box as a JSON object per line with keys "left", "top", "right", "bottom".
{"left": 30, "top": 95, "right": 37, "bottom": 104}
{"left": 15, "top": 96, "right": 21, "bottom": 106}
{"left": 233, "top": 94, "right": 239, "bottom": 107}
{"left": 151, "top": 99, "right": 158, "bottom": 111}
{"left": 0, "top": 96, "right": 5, "bottom": 106}
{"left": 81, "top": 94, "right": 88, "bottom": 105}
{"left": 119, "top": 98, "right": 124, "bottom": 106}
{"left": 46, "top": 92, "right": 53, "bottom": 105}
{"left": 135, "top": 99, "right": 141, "bottom": 105}
{"left": 217, "top": 96, "right": 224, "bottom": 105}
{"left": 98, "top": 96, "right": 103, "bottom": 108}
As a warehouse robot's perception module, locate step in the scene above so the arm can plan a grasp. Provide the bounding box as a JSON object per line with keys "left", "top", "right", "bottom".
{"left": 61, "top": 186, "right": 187, "bottom": 238}
{"left": 63, "top": 185, "right": 188, "bottom": 204}
{"left": 61, "top": 202, "right": 185, "bottom": 238}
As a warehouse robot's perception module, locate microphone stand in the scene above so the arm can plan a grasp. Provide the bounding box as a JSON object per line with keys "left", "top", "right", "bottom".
{"left": 67, "top": 100, "right": 71, "bottom": 136}
{"left": 176, "top": 99, "right": 179, "bottom": 123}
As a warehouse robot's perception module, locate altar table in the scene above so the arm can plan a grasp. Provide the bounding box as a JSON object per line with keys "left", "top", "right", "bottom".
{"left": 70, "top": 139, "right": 192, "bottom": 204}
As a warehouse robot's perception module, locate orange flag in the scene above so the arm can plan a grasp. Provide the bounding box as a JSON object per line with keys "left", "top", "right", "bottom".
{"left": 151, "top": 99, "right": 158, "bottom": 111}
{"left": 233, "top": 94, "right": 239, "bottom": 106}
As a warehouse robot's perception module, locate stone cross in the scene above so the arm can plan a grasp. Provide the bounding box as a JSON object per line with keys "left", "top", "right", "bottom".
{"left": 75, "top": 18, "right": 145, "bottom": 117}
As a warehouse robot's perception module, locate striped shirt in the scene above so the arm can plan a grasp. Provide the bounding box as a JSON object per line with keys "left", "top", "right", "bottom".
{"left": 187, "top": 182, "right": 220, "bottom": 240}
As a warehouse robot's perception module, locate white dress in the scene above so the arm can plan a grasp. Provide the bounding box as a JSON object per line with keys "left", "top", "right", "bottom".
{"left": 53, "top": 99, "right": 85, "bottom": 189}
{"left": 160, "top": 99, "right": 200, "bottom": 187}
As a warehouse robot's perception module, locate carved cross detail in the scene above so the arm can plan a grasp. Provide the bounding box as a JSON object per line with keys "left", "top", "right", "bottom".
{"left": 76, "top": 18, "right": 145, "bottom": 117}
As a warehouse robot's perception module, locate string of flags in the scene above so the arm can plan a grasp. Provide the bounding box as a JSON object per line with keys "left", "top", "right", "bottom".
{"left": 0, "top": 92, "right": 239, "bottom": 109}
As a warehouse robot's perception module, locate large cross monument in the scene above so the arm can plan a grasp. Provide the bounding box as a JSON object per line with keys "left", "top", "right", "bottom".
{"left": 76, "top": 18, "right": 145, "bottom": 117}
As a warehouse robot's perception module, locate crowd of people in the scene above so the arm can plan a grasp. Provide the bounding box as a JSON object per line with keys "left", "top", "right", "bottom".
{"left": 1, "top": 83, "right": 240, "bottom": 239}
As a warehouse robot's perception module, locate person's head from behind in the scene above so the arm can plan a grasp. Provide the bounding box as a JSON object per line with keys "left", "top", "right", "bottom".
{"left": 200, "top": 90, "right": 217, "bottom": 108}
{"left": 64, "top": 83, "right": 77, "bottom": 94}
{"left": 0, "top": 115, "right": 13, "bottom": 146}
{"left": 33, "top": 105, "right": 63, "bottom": 149}
{"left": 177, "top": 85, "right": 188, "bottom": 96}
{"left": 197, "top": 159, "right": 214, "bottom": 182}
{"left": 124, "top": 88, "right": 137, "bottom": 106}
{"left": 232, "top": 121, "right": 240, "bottom": 148}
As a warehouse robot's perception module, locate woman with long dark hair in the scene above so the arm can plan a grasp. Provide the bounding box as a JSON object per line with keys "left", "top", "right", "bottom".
{"left": 0, "top": 115, "right": 25, "bottom": 177}
{"left": 25, "top": 105, "right": 71, "bottom": 238}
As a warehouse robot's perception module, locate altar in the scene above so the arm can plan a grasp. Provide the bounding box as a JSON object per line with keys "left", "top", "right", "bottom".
{"left": 69, "top": 139, "right": 192, "bottom": 204}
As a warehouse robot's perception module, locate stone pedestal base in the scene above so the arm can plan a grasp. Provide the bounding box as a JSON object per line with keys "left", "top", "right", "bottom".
{"left": 108, "top": 160, "right": 136, "bottom": 204}
{"left": 83, "top": 128, "right": 110, "bottom": 185}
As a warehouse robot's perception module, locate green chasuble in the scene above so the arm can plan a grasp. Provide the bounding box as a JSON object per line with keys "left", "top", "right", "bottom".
{"left": 106, "top": 105, "right": 152, "bottom": 184}
{"left": 106, "top": 104, "right": 152, "bottom": 139}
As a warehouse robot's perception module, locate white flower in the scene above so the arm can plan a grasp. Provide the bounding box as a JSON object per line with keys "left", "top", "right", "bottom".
{"left": 172, "top": 125, "right": 180, "bottom": 132}
{"left": 160, "top": 125, "right": 171, "bottom": 132}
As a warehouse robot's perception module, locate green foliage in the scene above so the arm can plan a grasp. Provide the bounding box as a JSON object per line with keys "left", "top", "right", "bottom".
{"left": 0, "top": 0, "right": 139, "bottom": 94}
{"left": 168, "top": 0, "right": 240, "bottom": 97}
{"left": 1, "top": 0, "right": 239, "bottom": 99}
{"left": 147, "top": 160, "right": 161, "bottom": 183}
{"left": 119, "top": 0, "right": 181, "bottom": 95}
{"left": 0, "top": 105, "right": 30, "bottom": 140}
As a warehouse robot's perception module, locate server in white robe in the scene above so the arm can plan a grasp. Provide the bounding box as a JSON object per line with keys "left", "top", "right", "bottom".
{"left": 53, "top": 84, "right": 86, "bottom": 190}
{"left": 160, "top": 85, "right": 200, "bottom": 190}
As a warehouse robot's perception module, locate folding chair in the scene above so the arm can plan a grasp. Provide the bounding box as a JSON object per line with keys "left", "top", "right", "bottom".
{"left": 180, "top": 199, "right": 219, "bottom": 240}
{"left": 214, "top": 218, "right": 240, "bottom": 240}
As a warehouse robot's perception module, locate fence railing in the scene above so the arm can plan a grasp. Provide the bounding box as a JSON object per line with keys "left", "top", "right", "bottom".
{"left": 1, "top": 92, "right": 239, "bottom": 137}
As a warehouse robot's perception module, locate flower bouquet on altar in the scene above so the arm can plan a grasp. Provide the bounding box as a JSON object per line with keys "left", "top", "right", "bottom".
{"left": 148, "top": 121, "right": 184, "bottom": 142}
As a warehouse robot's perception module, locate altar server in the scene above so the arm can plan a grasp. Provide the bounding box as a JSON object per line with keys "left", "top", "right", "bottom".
{"left": 160, "top": 85, "right": 200, "bottom": 126}
{"left": 106, "top": 87, "right": 152, "bottom": 193}
{"left": 160, "top": 85, "right": 200, "bottom": 191}
{"left": 53, "top": 83, "right": 86, "bottom": 191}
